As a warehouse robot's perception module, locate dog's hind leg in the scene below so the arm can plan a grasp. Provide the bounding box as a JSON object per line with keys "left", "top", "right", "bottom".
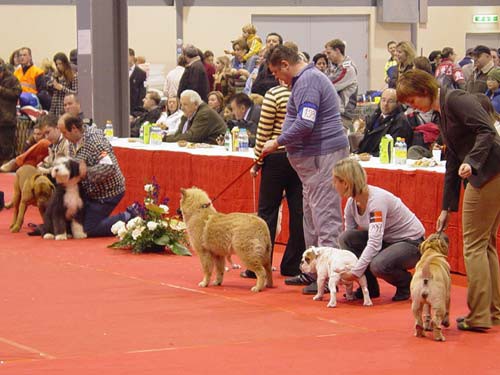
{"left": 213, "top": 255, "right": 225, "bottom": 286}
{"left": 251, "top": 265, "right": 267, "bottom": 292}
{"left": 423, "top": 304, "right": 432, "bottom": 331}
{"left": 198, "top": 251, "right": 214, "bottom": 287}
{"left": 71, "top": 220, "right": 87, "bottom": 239}
{"left": 442, "top": 295, "right": 451, "bottom": 328}
{"left": 357, "top": 275, "right": 373, "bottom": 306}
{"left": 431, "top": 306, "right": 446, "bottom": 341}
{"left": 327, "top": 275, "right": 340, "bottom": 308}
{"left": 412, "top": 300, "right": 426, "bottom": 338}
{"left": 264, "top": 261, "right": 273, "bottom": 288}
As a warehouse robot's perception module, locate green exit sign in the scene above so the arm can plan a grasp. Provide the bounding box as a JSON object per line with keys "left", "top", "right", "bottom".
{"left": 473, "top": 15, "right": 498, "bottom": 23}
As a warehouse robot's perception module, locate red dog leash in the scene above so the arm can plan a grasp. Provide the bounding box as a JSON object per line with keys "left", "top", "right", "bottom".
{"left": 211, "top": 159, "right": 260, "bottom": 204}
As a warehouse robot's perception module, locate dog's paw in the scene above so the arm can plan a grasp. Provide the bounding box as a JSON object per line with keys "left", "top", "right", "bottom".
{"left": 55, "top": 234, "right": 68, "bottom": 240}
{"left": 313, "top": 294, "right": 323, "bottom": 301}
{"left": 232, "top": 263, "right": 241, "bottom": 269}
{"left": 10, "top": 225, "right": 21, "bottom": 233}
{"left": 43, "top": 233, "right": 55, "bottom": 240}
{"left": 327, "top": 301, "right": 337, "bottom": 308}
{"left": 198, "top": 281, "right": 209, "bottom": 288}
{"left": 212, "top": 280, "right": 222, "bottom": 286}
{"left": 363, "top": 300, "right": 373, "bottom": 306}
{"left": 434, "top": 334, "right": 445, "bottom": 342}
{"left": 251, "top": 286, "right": 262, "bottom": 292}
{"left": 415, "top": 324, "right": 426, "bottom": 337}
{"left": 72, "top": 232, "right": 87, "bottom": 239}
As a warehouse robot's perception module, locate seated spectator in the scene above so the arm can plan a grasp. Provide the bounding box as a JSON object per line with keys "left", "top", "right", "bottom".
{"left": 23, "top": 123, "right": 44, "bottom": 152}
{"left": 69, "top": 49, "right": 78, "bottom": 72}
{"left": 434, "top": 47, "right": 465, "bottom": 90}
{"left": 8, "top": 49, "right": 21, "bottom": 72}
{"left": 384, "top": 41, "right": 398, "bottom": 84}
{"left": 213, "top": 56, "right": 235, "bottom": 102}
{"left": 203, "top": 50, "right": 215, "bottom": 65}
{"left": 49, "top": 52, "right": 78, "bottom": 117}
{"left": 355, "top": 88, "right": 413, "bottom": 156}
{"left": 163, "top": 55, "right": 186, "bottom": 99}
{"left": 228, "top": 92, "right": 261, "bottom": 147}
{"left": 130, "top": 91, "right": 163, "bottom": 137}
{"left": 165, "top": 90, "right": 226, "bottom": 144}
{"left": 178, "top": 45, "right": 210, "bottom": 102}
{"left": 334, "top": 158, "right": 425, "bottom": 301}
{"left": 38, "top": 58, "right": 55, "bottom": 111}
{"left": 491, "top": 48, "right": 499, "bottom": 67}
{"left": 207, "top": 90, "right": 225, "bottom": 117}
{"left": 473, "top": 93, "right": 500, "bottom": 135}
{"left": 313, "top": 53, "right": 328, "bottom": 73}
{"left": 157, "top": 96, "right": 183, "bottom": 136}
{"left": 486, "top": 67, "right": 500, "bottom": 113}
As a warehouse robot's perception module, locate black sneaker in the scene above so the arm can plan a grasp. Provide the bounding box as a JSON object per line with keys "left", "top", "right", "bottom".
{"left": 354, "top": 287, "right": 380, "bottom": 299}
{"left": 302, "top": 281, "right": 331, "bottom": 295}
{"left": 284, "top": 273, "right": 315, "bottom": 286}
{"left": 392, "top": 287, "right": 410, "bottom": 301}
{"left": 240, "top": 270, "right": 256, "bottom": 279}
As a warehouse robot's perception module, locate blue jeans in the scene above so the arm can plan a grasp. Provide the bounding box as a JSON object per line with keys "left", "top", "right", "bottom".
{"left": 84, "top": 192, "right": 127, "bottom": 237}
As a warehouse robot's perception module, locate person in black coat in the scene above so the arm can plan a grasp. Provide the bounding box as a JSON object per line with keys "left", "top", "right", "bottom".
{"left": 0, "top": 60, "right": 22, "bottom": 164}
{"left": 129, "top": 48, "right": 147, "bottom": 117}
{"left": 130, "top": 91, "right": 163, "bottom": 137}
{"left": 356, "top": 88, "right": 413, "bottom": 156}
{"left": 177, "top": 45, "right": 209, "bottom": 102}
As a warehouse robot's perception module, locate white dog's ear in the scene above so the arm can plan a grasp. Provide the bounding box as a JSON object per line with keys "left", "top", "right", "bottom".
{"left": 313, "top": 247, "right": 321, "bottom": 257}
{"left": 180, "top": 188, "right": 186, "bottom": 197}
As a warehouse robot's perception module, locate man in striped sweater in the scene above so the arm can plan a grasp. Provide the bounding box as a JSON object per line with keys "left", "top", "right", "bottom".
{"left": 240, "top": 83, "right": 305, "bottom": 279}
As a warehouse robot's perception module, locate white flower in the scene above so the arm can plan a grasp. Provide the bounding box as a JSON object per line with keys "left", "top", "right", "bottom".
{"left": 126, "top": 216, "right": 143, "bottom": 230}
{"left": 117, "top": 228, "right": 128, "bottom": 240}
{"left": 144, "top": 184, "right": 154, "bottom": 192}
{"left": 169, "top": 219, "right": 186, "bottom": 231}
{"left": 111, "top": 221, "right": 126, "bottom": 235}
{"left": 159, "top": 204, "right": 169, "bottom": 214}
{"left": 131, "top": 226, "right": 145, "bottom": 240}
{"left": 147, "top": 221, "right": 158, "bottom": 231}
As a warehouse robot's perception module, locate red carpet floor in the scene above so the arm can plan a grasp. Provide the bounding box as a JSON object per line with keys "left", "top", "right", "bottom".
{"left": 0, "top": 173, "right": 499, "bottom": 374}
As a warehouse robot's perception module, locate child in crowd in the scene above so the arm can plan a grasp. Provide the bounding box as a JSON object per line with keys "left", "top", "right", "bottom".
{"left": 241, "top": 23, "right": 262, "bottom": 63}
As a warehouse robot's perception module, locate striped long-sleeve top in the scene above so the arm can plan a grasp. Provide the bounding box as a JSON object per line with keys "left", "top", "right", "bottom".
{"left": 253, "top": 84, "right": 290, "bottom": 165}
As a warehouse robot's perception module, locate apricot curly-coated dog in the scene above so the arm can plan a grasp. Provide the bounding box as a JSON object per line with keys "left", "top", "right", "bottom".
{"left": 410, "top": 233, "right": 451, "bottom": 341}
{"left": 179, "top": 187, "right": 273, "bottom": 292}
{"left": 9, "top": 165, "right": 54, "bottom": 233}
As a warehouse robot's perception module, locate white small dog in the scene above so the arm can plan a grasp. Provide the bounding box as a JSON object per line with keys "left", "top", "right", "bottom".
{"left": 300, "top": 246, "right": 373, "bottom": 308}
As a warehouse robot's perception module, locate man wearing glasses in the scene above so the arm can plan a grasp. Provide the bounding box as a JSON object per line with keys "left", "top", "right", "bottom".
{"left": 355, "top": 88, "right": 413, "bottom": 156}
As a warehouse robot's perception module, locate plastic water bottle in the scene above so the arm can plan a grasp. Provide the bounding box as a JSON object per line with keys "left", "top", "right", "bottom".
{"left": 224, "top": 129, "right": 232, "bottom": 151}
{"left": 104, "top": 120, "right": 114, "bottom": 140}
{"left": 231, "top": 126, "right": 240, "bottom": 152}
{"left": 400, "top": 137, "right": 407, "bottom": 165}
{"left": 150, "top": 125, "right": 162, "bottom": 145}
{"left": 239, "top": 128, "right": 249, "bottom": 152}
{"left": 394, "top": 137, "right": 402, "bottom": 165}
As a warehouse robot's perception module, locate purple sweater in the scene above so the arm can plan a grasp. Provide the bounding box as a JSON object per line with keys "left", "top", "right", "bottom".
{"left": 277, "top": 63, "right": 348, "bottom": 157}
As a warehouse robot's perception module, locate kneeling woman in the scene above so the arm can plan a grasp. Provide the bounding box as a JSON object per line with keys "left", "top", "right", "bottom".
{"left": 334, "top": 158, "right": 425, "bottom": 301}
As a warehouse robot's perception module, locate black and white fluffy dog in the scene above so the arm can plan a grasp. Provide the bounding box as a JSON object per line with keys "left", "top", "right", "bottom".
{"left": 43, "top": 157, "right": 86, "bottom": 240}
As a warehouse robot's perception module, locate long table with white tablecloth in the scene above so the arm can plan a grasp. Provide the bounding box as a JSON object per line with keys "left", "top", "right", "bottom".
{"left": 110, "top": 138, "right": 500, "bottom": 274}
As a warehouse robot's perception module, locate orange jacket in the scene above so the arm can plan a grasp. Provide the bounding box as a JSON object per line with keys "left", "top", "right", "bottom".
{"left": 14, "top": 65, "right": 44, "bottom": 94}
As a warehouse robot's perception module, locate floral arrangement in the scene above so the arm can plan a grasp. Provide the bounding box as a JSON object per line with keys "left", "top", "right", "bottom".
{"left": 109, "top": 178, "right": 191, "bottom": 255}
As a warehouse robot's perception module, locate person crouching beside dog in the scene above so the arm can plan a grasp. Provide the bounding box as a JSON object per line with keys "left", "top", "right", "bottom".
{"left": 57, "top": 114, "right": 137, "bottom": 237}
{"left": 333, "top": 158, "right": 425, "bottom": 302}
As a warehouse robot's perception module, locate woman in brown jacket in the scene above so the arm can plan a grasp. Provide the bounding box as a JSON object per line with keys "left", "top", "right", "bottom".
{"left": 397, "top": 69, "right": 500, "bottom": 332}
